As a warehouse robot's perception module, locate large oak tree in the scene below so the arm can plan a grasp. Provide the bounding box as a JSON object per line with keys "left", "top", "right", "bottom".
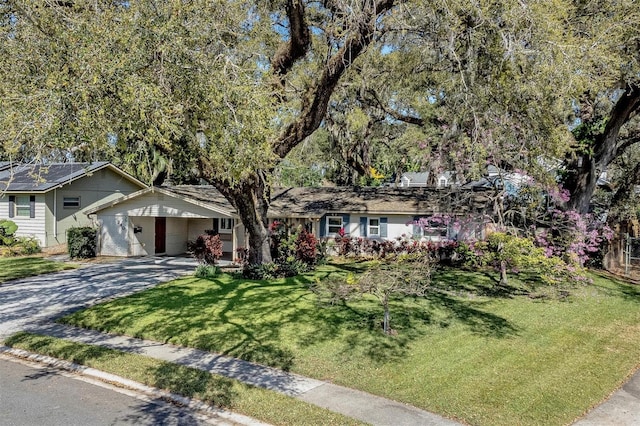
{"left": 0, "top": 0, "right": 398, "bottom": 264}
{"left": 2, "top": 0, "right": 638, "bottom": 264}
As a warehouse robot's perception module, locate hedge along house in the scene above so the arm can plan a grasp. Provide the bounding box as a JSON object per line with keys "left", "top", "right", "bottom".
{"left": 88, "top": 185, "right": 496, "bottom": 259}
{"left": 0, "top": 162, "right": 146, "bottom": 249}
{"left": 86, "top": 185, "right": 244, "bottom": 258}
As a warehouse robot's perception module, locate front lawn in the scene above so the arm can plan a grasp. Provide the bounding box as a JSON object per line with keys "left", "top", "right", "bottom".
{"left": 59, "top": 264, "right": 640, "bottom": 425}
{"left": 0, "top": 256, "right": 77, "bottom": 283}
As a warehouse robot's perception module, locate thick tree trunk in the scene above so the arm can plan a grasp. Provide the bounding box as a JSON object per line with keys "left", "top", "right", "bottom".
{"left": 563, "top": 154, "right": 597, "bottom": 214}
{"left": 564, "top": 84, "right": 640, "bottom": 213}
{"left": 214, "top": 171, "right": 272, "bottom": 265}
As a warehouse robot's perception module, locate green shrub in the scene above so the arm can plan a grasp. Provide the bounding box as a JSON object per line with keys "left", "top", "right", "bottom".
{"left": 243, "top": 262, "right": 279, "bottom": 280}
{"left": 195, "top": 264, "right": 220, "bottom": 279}
{"left": 0, "top": 219, "right": 18, "bottom": 246}
{"left": 14, "top": 237, "right": 41, "bottom": 255}
{"left": 67, "top": 227, "right": 97, "bottom": 259}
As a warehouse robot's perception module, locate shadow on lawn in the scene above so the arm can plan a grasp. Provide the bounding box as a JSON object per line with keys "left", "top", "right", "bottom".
{"left": 60, "top": 266, "right": 519, "bottom": 371}
{"left": 589, "top": 271, "right": 640, "bottom": 303}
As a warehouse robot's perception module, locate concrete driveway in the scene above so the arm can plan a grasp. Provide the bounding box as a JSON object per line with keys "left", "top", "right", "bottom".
{"left": 0, "top": 256, "right": 198, "bottom": 340}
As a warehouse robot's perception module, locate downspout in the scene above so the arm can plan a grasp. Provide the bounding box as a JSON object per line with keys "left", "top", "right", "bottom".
{"left": 53, "top": 189, "right": 57, "bottom": 242}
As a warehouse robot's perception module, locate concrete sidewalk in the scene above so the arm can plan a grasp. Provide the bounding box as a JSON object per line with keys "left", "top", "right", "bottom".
{"left": 27, "top": 322, "right": 462, "bottom": 426}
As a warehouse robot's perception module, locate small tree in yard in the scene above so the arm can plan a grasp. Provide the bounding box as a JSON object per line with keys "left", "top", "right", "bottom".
{"left": 472, "top": 232, "right": 573, "bottom": 286}
{"left": 327, "top": 256, "right": 435, "bottom": 335}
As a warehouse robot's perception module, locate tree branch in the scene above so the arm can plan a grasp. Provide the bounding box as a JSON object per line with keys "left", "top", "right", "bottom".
{"left": 271, "top": 0, "right": 311, "bottom": 80}
{"left": 611, "top": 161, "right": 640, "bottom": 208}
{"left": 595, "top": 83, "right": 640, "bottom": 167}
{"left": 366, "top": 88, "right": 426, "bottom": 126}
{"left": 274, "top": 0, "right": 397, "bottom": 159}
{"left": 615, "top": 134, "right": 640, "bottom": 157}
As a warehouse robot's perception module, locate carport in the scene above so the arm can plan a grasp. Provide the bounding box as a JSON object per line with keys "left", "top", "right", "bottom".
{"left": 87, "top": 186, "right": 244, "bottom": 258}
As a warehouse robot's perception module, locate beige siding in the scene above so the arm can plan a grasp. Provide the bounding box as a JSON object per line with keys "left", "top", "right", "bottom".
{"left": 47, "top": 167, "right": 144, "bottom": 246}
{"left": 166, "top": 217, "right": 188, "bottom": 255}
{"left": 0, "top": 194, "right": 47, "bottom": 246}
{"left": 129, "top": 217, "right": 154, "bottom": 256}
{"left": 187, "top": 219, "right": 214, "bottom": 240}
{"left": 97, "top": 215, "right": 131, "bottom": 256}
{"left": 97, "top": 191, "right": 225, "bottom": 218}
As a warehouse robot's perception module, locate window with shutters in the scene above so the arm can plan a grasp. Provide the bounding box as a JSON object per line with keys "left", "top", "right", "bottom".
{"left": 368, "top": 218, "right": 380, "bottom": 236}
{"left": 326, "top": 216, "right": 343, "bottom": 235}
{"left": 15, "top": 196, "right": 31, "bottom": 217}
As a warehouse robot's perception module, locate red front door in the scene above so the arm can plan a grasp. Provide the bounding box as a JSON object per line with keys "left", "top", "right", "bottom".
{"left": 155, "top": 217, "right": 166, "bottom": 254}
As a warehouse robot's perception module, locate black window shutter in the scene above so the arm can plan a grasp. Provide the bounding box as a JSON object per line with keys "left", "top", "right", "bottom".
{"left": 8, "top": 196, "right": 15, "bottom": 218}
{"left": 30, "top": 196, "right": 35, "bottom": 218}
{"left": 319, "top": 215, "right": 326, "bottom": 238}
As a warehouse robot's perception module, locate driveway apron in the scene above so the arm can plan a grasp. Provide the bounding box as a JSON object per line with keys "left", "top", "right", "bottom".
{"left": 0, "top": 256, "right": 197, "bottom": 339}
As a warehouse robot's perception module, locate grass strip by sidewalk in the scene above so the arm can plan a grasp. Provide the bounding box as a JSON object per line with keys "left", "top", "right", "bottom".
{"left": 5, "top": 332, "right": 365, "bottom": 426}
{"left": 0, "top": 256, "right": 77, "bottom": 283}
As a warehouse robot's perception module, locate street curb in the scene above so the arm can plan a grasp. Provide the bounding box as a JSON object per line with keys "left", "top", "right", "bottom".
{"left": 0, "top": 346, "right": 270, "bottom": 426}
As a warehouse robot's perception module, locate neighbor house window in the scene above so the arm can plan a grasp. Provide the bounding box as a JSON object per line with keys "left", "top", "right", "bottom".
{"left": 220, "top": 218, "right": 233, "bottom": 231}
{"left": 15, "top": 196, "right": 31, "bottom": 217}
{"left": 414, "top": 217, "right": 449, "bottom": 240}
{"left": 327, "top": 216, "right": 343, "bottom": 235}
{"left": 63, "top": 196, "right": 80, "bottom": 209}
{"left": 368, "top": 218, "right": 380, "bottom": 236}
{"left": 438, "top": 177, "right": 447, "bottom": 187}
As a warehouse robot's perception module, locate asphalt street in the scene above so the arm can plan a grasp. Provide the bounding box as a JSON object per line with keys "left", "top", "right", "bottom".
{"left": 0, "top": 257, "right": 213, "bottom": 426}
{"left": 0, "top": 357, "right": 216, "bottom": 425}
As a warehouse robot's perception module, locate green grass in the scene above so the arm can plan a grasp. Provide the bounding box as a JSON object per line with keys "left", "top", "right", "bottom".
{"left": 4, "top": 332, "right": 364, "bottom": 426}
{"left": 58, "top": 263, "right": 640, "bottom": 425}
{"left": 0, "top": 256, "right": 77, "bottom": 283}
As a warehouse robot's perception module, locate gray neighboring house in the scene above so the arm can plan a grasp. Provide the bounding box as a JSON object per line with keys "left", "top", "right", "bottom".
{"left": 0, "top": 162, "right": 146, "bottom": 249}
{"left": 88, "top": 185, "right": 494, "bottom": 258}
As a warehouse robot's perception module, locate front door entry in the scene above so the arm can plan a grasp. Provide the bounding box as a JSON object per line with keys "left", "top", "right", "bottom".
{"left": 155, "top": 217, "right": 166, "bottom": 254}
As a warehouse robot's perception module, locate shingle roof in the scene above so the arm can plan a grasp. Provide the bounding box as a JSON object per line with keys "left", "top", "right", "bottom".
{"left": 87, "top": 185, "right": 493, "bottom": 219}
{"left": 269, "top": 186, "right": 492, "bottom": 218}
{"left": 0, "top": 162, "right": 141, "bottom": 192}
{"left": 400, "top": 172, "right": 430, "bottom": 185}
{"left": 162, "top": 185, "right": 236, "bottom": 216}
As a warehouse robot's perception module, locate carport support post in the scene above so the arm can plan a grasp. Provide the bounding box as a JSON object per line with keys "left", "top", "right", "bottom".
{"left": 232, "top": 219, "right": 240, "bottom": 263}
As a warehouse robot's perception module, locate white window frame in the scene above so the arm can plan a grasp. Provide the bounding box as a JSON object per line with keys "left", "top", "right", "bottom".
{"left": 63, "top": 196, "right": 81, "bottom": 209}
{"left": 15, "top": 195, "right": 31, "bottom": 217}
{"left": 220, "top": 218, "right": 234, "bottom": 233}
{"left": 326, "top": 216, "right": 343, "bottom": 236}
{"left": 438, "top": 177, "right": 448, "bottom": 188}
{"left": 368, "top": 217, "right": 380, "bottom": 236}
{"left": 419, "top": 222, "right": 449, "bottom": 240}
